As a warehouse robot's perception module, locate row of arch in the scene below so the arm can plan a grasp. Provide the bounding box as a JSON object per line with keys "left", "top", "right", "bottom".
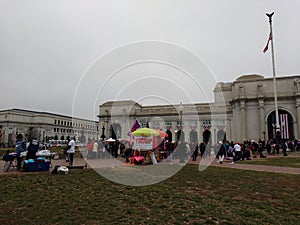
{"left": 108, "top": 109, "right": 294, "bottom": 142}
{"left": 109, "top": 123, "right": 226, "bottom": 144}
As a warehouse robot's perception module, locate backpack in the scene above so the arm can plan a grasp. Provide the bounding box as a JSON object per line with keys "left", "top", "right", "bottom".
{"left": 28, "top": 140, "right": 39, "bottom": 153}
{"left": 16, "top": 141, "right": 25, "bottom": 154}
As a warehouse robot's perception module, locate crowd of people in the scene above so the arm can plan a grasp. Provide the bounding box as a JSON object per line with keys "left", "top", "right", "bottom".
{"left": 85, "top": 139, "right": 127, "bottom": 159}
{"left": 8, "top": 133, "right": 299, "bottom": 169}
{"left": 83, "top": 137, "right": 300, "bottom": 165}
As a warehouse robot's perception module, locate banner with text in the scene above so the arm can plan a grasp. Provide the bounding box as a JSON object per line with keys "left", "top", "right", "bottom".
{"left": 133, "top": 137, "right": 153, "bottom": 150}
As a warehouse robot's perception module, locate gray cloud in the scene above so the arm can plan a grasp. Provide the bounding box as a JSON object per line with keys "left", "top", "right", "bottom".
{"left": 1, "top": 0, "right": 299, "bottom": 119}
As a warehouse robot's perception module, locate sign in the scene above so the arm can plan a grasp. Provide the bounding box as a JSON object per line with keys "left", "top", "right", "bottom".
{"left": 133, "top": 137, "right": 153, "bottom": 150}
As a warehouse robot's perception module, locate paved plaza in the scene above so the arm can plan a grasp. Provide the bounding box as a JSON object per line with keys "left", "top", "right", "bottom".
{"left": 1, "top": 154, "right": 300, "bottom": 175}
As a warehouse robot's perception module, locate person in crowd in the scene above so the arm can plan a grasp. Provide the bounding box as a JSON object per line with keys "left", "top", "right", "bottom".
{"left": 113, "top": 140, "right": 120, "bottom": 158}
{"left": 124, "top": 147, "right": 133, "bottom": 163}
{"left": 242, "top": 142, "right": 251, "bottom": 160}
{"left": 250, "top": 140, "right": 259, "bottom": 157}
{"left": 216, "top": 141, "right": 226, "bottom": 164}
{"left": 26, "top": 136, "right": 42, "bottom": 160}
{"left": 92, "top": 140, "right": 98, "bottom": 159}
{"left": 296, "top": 140, "right": 300, "bottom": 152}
{"left": 98, "top": 141, "right": 105, "bottom": 158}
{"left": 86, "top": 140, "right": 93, "bottom": 159}
{"left": 119, "top": 142, "right": 125, "bottom": 157}
{"left": 227, "top": 144, "right": 234, "bottom": 162}
{"left": 191, "top": 142, "right": 199, "bottom": 161}
{"left": 258, "top": 141, "right": 266, "bottom": 158}
{"left": 64, "top": 139, "right": 70, "bottom": 162}
{"left": 275, "top": 143, "right": 280, "bottom": 154}
{"left": 15, "top": 135, "right": 26, "bottom": 170}
{"left": 166, "top": 141, "right": 174, "bottom": 161}
{"left": 66, "top": 137, "right": 76, "bottom": 166}
{"left": 271, "top": 143, "right": 275, "bottom": 155}
{"left": 199, "top": 142, "right": 206, "bottom": 158}
{"left": 282, "top": 141, "right": 288, "bottom": 156}
{"left": 233, "top": 142, "right": 242, "bottom": 162}
{"left": 287, "top": 141, "right": 294, "bottom": 152}
{"left": 266, "top": 140, "right": 271, "bottom": 154}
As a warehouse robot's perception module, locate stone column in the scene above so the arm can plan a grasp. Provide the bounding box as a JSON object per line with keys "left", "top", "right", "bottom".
{"left": 226, "top": 118, "right": 232, "bottom": 141}
{"left": 258, "top": 98, "right": 265, "bottom": 140}
{"left": 295, "top": 98, "right": 300, "bottom": 139}
{"left": 294, "top": 80, "right": 300, "bottom": 139}
{"left": 232, "top": 101, "right": 239, "bottom": 141}
{"left": 240, "top": 99, "right": 247, "bottom": 141}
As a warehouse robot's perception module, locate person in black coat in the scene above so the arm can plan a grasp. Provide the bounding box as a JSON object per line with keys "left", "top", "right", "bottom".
{"left": 216, "top": 141, "right": 226, "bottom": 164}
{"left": 191, "top": 143, "right": 199, "bottom": 161}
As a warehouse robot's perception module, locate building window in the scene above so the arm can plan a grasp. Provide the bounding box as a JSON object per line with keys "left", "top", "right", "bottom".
{"left": 202, "top": 120, "right": 211, "bottom": 129}
{"left": 177, "top": 121, "right": 184, "bottom": 126}
{"left": 165, "top": 121, "right": 172, "bottom": 126}
{"left": 190, "top": 120, "right": 198, "bottom": 126}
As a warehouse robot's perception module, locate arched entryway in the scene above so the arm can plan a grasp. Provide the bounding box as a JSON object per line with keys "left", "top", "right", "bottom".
{"left": 175, "top": 130, "right": 185, "bottom": 142}
{"left": 216, "top": 130, "right": 226, "bottom": 142}
{"left": 110, "top": 123, "right": 121, "bottom": 140}
{"left": 190, "top": 130, "right": 198, "bottom": 144}
{"left": 267, "top": 109, "right": 294, "bottom": 141}
{"left": 203, "top": 129, "right": 211, "bottom": 144}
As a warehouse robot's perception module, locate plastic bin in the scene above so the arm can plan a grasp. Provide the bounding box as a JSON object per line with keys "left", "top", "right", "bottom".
{"left": 24, "top": 160, "right": 50, "bottom": 172}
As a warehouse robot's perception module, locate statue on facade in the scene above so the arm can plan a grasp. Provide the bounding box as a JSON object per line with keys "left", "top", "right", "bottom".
{"left": 239, "top": 83, "right": 245, "bottom": 96}
{"left": 257, "top": 81, "right": 263, "bottom": 95}
{"left": 294, "top": 79, "right": 300, "bottom": 93}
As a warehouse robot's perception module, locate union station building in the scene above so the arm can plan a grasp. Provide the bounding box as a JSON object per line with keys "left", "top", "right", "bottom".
{"left": 1, "top": 74, "right": 300, "bottom": 147}
{"left": 98, "top": 74, "right": 300, "bottom": 144}
{"left": 0, "top": 109, "right": 99, "bottom": 147}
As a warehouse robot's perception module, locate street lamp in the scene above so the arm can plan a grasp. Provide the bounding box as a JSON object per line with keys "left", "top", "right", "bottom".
{"left": 179, "top": 102, "right": 183, "bottom": 130}
{"left": 29, "top": 124, "right": 33, "bottom": 141}
{"left": 101, "top": 125, "right": 106, "bottom": 141}
{"left": 179, "top": 102, "right": 183, "bottom": 142}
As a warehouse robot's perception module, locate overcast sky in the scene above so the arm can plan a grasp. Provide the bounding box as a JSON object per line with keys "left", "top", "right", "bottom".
{"left": 1, "top": 0, "right": 300, "bottom": 120}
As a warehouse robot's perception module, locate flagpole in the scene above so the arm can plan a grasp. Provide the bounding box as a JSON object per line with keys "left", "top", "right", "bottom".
{"left": 266, "top": 12, "right": 280, "bottom": 141}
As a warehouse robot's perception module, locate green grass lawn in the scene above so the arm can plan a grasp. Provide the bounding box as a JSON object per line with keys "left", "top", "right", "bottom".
{"left": 240, "top": 154, "right": 300, "bottom": 168}
{"left": 1, "top": 164, "right": 300, "bottom": 225}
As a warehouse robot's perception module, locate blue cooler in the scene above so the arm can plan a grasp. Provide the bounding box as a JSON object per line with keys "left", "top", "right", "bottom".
{"left": 24, "top": 160, "right": 50, "bottom": 172}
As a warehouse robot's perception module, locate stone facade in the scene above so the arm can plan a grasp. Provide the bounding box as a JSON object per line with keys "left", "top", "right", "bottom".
{"left": 2, "top": 74, "right": 299, "bottom": 147}
{"left": 0, "top": 109, "right": 99, "bottom": 147}
{"left": 98, "top": 74, "right": 300, "bottom": 144}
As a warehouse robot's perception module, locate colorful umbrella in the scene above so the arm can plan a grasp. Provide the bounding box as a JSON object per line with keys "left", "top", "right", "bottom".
{"left": 106, "top": 138, "right": 116, "bottom": 142}
{"left": 154, "top": 130, "right": 168, "bottom": 138}
{"left": 131, "top": 127, "right": 160, "bottom": 137}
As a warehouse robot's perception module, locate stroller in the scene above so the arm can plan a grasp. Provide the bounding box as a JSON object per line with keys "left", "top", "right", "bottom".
{"left": 2, "top": 150, "right": 17, "bottom": 172}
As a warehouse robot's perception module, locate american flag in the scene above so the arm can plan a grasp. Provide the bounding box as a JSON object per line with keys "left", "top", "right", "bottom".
{"left": 129, "top": 118, "right": 141, "bottom": 144}
{"left": 263, "top": 33, "right": 272, "bottom": 53}
{"left": 280, "top": 114, "right": 289, "bottom": 139}
{"left": 131, "top": 118, "right": 141, "bottom": 132}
